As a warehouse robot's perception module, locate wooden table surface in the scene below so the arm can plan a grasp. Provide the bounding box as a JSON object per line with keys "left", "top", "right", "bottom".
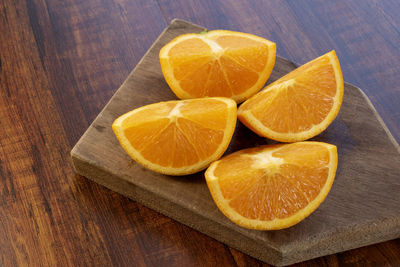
{"left": 1, "top": 0, "right": 399, "bottom": 266}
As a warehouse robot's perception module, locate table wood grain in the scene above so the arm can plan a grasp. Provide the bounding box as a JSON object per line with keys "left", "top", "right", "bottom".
{"left": 0, "top": 0, "right": 399, "bottom": 266}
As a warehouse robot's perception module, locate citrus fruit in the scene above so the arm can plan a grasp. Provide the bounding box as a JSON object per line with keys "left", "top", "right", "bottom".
{"left": 159, "top": 30, "right": 276, "bottom": 103}
{"left": 205, "top": 141, "right": 338, "bottom": 230}
{"left": 112, "top": 97, "right": 237, "bottom": 176}
{"left": 238, "top": 50, "right": 344, "bottom": 142}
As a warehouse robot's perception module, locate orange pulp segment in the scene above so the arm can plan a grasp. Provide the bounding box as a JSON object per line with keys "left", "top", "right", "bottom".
{"left": 238, "top": 50, "right": 344, "bottom": 142}
{"left": 160, "top": 30, "right": 276, "bottom": 103}
{"left": 205, "top": 141, "right": 338, "bottom": 230}
{"left": 112, "top": 97, "right": 237, "bottom": 175}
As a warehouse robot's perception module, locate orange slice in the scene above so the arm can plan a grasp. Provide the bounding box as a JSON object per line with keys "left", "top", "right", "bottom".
{"left": 238, "top": 50, "right": 344, "bottom": 142}
{"left": 159, "top": 30, "right": 276, "bottom": 103}
{"left": 112, "top": 97, "right": 237, "bottom": 175}
{"left": 205, "top": 142, "right": 338, "bottom": 230}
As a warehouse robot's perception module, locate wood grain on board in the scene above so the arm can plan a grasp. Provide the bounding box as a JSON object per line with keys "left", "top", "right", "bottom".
{"left": 71, "top": 19, "right": 400, "bottom": 266}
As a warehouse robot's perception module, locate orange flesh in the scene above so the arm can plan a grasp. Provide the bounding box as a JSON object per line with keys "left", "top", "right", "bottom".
{"left": 241, "top": 56, "right": 337, "bottom": 133}
{"left": 214, "top": 36, "right": 269, "bottom": 72}
{"left": 168, "top": 36, "right": 269, "bottom": 97}
{"left": 214, "top": 143, "right": 330, "bottom": 220}
{"left": 121, "top": 99, "right": 229, "bottom": 168}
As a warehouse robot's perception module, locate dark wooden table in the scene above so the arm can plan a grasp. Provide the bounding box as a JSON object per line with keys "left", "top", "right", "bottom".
{"left": 1, "top": 0, "right": 399, "bottom": 266}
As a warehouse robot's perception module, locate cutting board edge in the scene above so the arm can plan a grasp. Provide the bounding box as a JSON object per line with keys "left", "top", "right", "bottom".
{"left": 355, "top": 86, "right": 400, "bottom": 153}
{"left": 71, "top": 150, "right": 400, "bottom": 266}
{"left": 283, "top": 216, "right": 400, "bottom": 264}
{"left": 69, "top": 18, "right": 400, "bottom": 266}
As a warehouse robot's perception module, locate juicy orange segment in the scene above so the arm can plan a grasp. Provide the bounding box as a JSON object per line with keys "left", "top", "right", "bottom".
{"left": 205, "top": 142, "right": 338, "bottom": 230}
{"left": 112, "top": 97, "right": 237, "bottom": 175}
{"left": 238, "top": 50, "right": 344, "bottom": 142}
{"left": 160, "top": 30, "right": 276, "bottom": 103}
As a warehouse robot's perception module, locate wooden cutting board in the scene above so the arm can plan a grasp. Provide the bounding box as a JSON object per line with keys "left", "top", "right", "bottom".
{"left": 71, "top": 19, "right": 400, "bottom": 266}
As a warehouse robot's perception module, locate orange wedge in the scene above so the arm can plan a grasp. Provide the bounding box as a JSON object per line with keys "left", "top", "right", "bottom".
{"left": 160, "top": 30, "right": 276, "bottom": 103}
{"left": 112, "top": 97, "right": 237, "bottom": 175}
{"left": 205, "top": 142, "right": 338, "bottom": 230}
{"left": 238, "top": 50, "right": 344, "bottom": 142}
